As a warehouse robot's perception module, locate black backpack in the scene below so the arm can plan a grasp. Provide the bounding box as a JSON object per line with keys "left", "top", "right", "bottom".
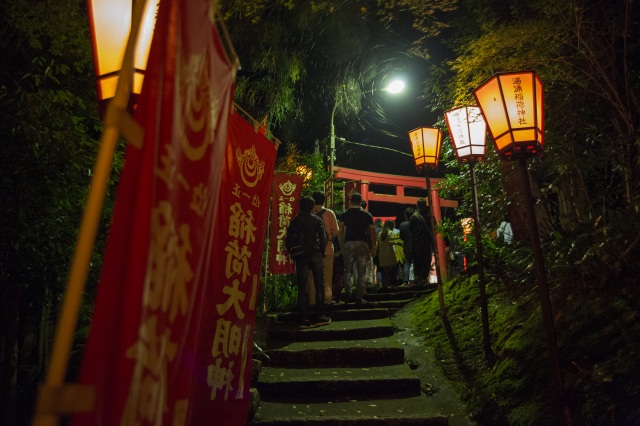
{"left": 286, "top": 225, "right": 306, "bottom": 260}
{"left": 286, "top": 218, "right": 310, "bottom": 261}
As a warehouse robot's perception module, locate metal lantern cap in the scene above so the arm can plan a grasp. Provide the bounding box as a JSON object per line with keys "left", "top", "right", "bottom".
{"left": 408, "top": 127, "right": 442, "bottom": 173}
{"left": 445, "top": 106, "right": 487, "bottom": 163}
{"left": 473, "top": 70, "right": 544, "bottom": 161}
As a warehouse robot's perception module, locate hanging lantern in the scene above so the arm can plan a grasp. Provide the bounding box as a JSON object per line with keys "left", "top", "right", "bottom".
{"left": 408, "top": 127, "right": 442, "bottom": 172}
{"left": 445, "top": 106, "right": 487, "bottom": 163}
{"left": 473, "top": 71, "right": 544, "bottom": 160}
{"left": 87, "top": 0, "right": 160, "bottom": 103}
{"left": 461, "top": 217, "right": 474, "bottom": 236}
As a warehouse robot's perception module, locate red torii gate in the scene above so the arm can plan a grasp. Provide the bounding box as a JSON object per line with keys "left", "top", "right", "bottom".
{"left": 327, "top": 166, "right": 459, "bottom": 281}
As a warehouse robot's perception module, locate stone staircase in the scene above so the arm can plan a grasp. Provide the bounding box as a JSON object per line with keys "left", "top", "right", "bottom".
{"left": 248, "top": 285, "right": 450, "bottom": 425}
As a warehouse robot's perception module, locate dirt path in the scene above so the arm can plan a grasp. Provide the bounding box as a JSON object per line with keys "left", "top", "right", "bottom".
{"left": 391, "top": 300, "right": 477, "bottom": 426}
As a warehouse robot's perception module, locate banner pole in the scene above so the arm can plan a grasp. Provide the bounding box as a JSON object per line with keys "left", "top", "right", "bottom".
{"left": 32, "top": 1, "right": 149, "bottom": 425}
{"left": 263, "top": 202, "right": 272, "bottom": 314}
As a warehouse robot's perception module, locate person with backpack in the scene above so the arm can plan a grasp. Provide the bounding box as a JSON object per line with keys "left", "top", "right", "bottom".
{"left": 285, "top": 196, "right": 331, "bottom": 327}
{"left": 308, "top": 191, "right": 340, "bottom": 306}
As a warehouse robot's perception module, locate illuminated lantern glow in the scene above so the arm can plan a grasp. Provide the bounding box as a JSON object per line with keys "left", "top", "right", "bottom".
{"left": 408, "top": 127, "right": 443, "bottom": 172}
{"left": 461, "top": 217, "right": 474, "bottom": 236}
{"left": 87, "top": 0, "right": 160, "bottom": 102}
{"left": 445, "top": 106, "right": 486, "bottom": 163}
{"left": 296, "top": 165, "right": 313, "bottom": 184}
{"left": 473, "top": 71, "right": 544, "bottom": 160}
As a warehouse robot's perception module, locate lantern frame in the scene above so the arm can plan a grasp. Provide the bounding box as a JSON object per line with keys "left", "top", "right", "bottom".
{"left": 408, "top": 126, "right": 442, "bottom": 173}
{"left": 445, "top": 106, "right": 487, "bottom": 163}
{"left": 473, "top": 70, "right": 544, "bottom": 161}
{"left": 87, "top": 0, "right": 160, "bottom": 103}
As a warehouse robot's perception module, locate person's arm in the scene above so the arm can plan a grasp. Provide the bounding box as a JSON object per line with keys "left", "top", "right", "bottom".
{"left": 317, "top": 220, "right": 327, "bottom": 254}
{"left": 338, "top": 220, "right": 345, "bottom": 251}
{"left": 329, "top": 211, "right": 339, "bottom": 241}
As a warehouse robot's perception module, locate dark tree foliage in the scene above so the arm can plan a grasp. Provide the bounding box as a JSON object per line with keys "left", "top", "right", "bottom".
{"left": 0, "top": 1, "right": 119, "bottom": 424}
{"left": 410, "top": 0, "right": 640, "bottom": 423}
{"left": 1, "top": 0, "right": 638, "bottom": 424}
{"left": 221, "top": 0, "right": 427, "bottom": 159}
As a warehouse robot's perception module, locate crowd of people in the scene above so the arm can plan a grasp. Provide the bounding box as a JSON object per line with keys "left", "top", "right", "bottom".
{"left": 285, "top": 191, "right": 437, "bottom": 328}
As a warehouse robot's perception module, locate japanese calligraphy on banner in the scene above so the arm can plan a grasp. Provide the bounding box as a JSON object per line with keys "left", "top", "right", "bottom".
{"left": 73, "top": 0, "right": 241, "bottom": 425}
{"left": 268, "top": 174, "right": 304, "bottom": 274}
{"left": 202, "top": 111, "right": 276, "bottom": 423}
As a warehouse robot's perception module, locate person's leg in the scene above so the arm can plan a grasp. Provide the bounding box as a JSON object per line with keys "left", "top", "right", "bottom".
{"left": 310, "top": 252, "right": 325, "bottom": 318}
{"left": 353, "top": 242, "right": 369, "bottom": 301}
{"left": 403, "top": 260, "right": 411, "bottom": 283}
{"left": 382, "top": 265, "right": 392, "bottom": 288}
{"left": 332, "top": 255, "right": 344, "bottom": 302}
{"left": 413, "top": 242, "right": 428, "bottom": 281}
{"left": 308, "top": 271, "right": 316, "bottom": 306}
{"left": 323, "top": 253, "right": 333, "bottom": 305}
{"left": 296, "top": 260, "right": 311, "bottom": 323}
{"left": 341, "top": 243, "right": 356, "bottom": 301}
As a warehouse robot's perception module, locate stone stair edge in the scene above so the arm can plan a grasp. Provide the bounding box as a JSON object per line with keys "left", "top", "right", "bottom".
{"left": 249, "top": 395, "right": 449, "bottom": 425}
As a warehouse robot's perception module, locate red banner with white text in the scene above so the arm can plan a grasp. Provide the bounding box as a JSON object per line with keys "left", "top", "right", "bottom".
{"left": 268, "top": 173, "right": 304, "bottom": 274}
{"left": 72, "top": 0, "right": 246, "bottom": 425}
{"left": 193, "top": 110, "right": 276, "bottom": 423}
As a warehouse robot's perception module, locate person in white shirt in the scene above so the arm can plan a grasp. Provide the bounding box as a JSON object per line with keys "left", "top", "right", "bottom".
{"left": 308, "top": 191, "right": 340, "bottom": 307}
{"left": 497, "top": 219, "right": 513, "bottom": 244}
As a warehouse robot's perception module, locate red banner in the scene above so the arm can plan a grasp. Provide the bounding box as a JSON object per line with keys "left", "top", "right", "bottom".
{"left": 196, "top": 111, "right": 276, "bottom": 423}
{"left": 268, "top": 173, "right": 304, "bottom": 274}
{"left": 71, "top": 0, "right": 261, "bottom": 425}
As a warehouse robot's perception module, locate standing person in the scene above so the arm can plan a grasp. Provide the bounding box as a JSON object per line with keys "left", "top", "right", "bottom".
{"left": 308, "top": 191, "right": 340, "bottom": 308}
{"left": 497, "top": 216, "right": 513, "bottom": 244}
{"left": 332, "top": 211, "right": 345, "bottom": 303}
{"left": 409, "top": 198, "right": 434, "bottom": 285}
{"left": 373, "top": 218, "right": 384, "bottom": 285}
{"left": 399, "top": 207, "right": 414, "bottom": 286}
{"left": 376, "top": 220, "right": 397, "bottom": 289}
{"left": 285, "top": 196, "right": 330, "bottom": 327}
{"left": 361, "top": 200, "right": 375, "bottom": 286}
{"left": 339, "top": 192, "right": 376, "bottom": 305}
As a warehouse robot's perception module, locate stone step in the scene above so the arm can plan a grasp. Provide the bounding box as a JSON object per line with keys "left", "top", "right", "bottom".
{"left": 364, "top": 288, "right": 436, "bottom": 301}
{"left": 330, "top": 299, "right": 415, "bottom": 309}
{"left": 249, "top": 396, "right": 448, "bottom": 425}
{"left": 267, "top": 318, "right": 395, "bottom": 342}
{"left": 257, "top": 364, "right": 421, "bottom": 399}
{"left": 275, "top": 308, "right": 391, "bottom": 323}
{"left": 266, "top": 336, "right": 405, "bottom": 368}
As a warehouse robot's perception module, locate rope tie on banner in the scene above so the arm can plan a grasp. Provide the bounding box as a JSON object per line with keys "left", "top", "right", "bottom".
{"left": 233, "top": 102, "right": 282, "bottom": 150}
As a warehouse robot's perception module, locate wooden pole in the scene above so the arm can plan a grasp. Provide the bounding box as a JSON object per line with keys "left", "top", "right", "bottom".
{"left": 518, "top": 157, "right": 572, "bottom": 425}
{"left": 469, "top": 162, "right": 492, "bottom": 361}
{"left": 424, "top": 169, "right": 446, "bottom": 316}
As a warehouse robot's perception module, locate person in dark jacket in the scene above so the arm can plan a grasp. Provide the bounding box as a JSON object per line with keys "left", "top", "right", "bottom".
{"left": 286, "top": 196, "right": 330, "bottom": 327}
{"left": 409, "top": 198, "right": 434, "bottom": 284}
{"left": 398, "top": 207, "right": 415, "bottom": 286}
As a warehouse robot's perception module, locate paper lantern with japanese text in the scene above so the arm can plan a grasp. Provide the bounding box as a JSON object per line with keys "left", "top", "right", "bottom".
{"left": 445, "top": 106, "right": 486, "bottom": 163}
{"left": 408, "top": 127, "right": 442, "bottom": 172}
{"left": 473, "top": 71, "right": 544, "bottom": 160}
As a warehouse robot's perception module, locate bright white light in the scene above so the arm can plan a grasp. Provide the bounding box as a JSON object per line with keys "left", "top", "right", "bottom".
{"left": 385, "top": 79, "right": 405, "bottom": 94}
